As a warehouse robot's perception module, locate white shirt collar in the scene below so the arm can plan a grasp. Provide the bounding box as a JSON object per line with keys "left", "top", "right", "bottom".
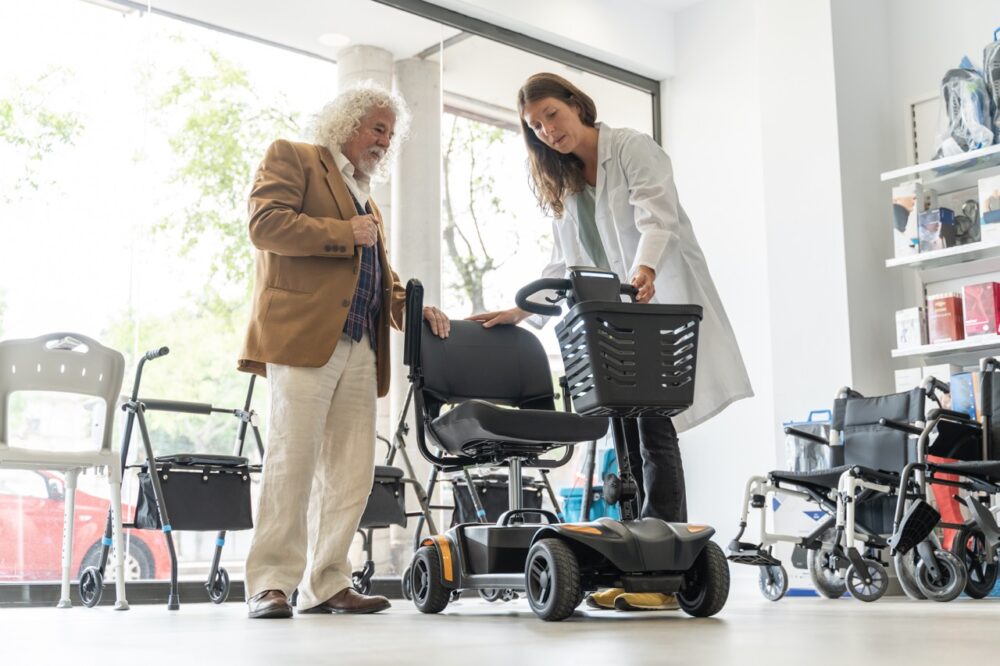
{"left": 332, "top": 150, "right": 371, "bottom": 206}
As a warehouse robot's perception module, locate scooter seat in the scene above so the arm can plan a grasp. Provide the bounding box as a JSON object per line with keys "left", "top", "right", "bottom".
{"left": 430, "top": 399, "right": 609, "bottom": 457}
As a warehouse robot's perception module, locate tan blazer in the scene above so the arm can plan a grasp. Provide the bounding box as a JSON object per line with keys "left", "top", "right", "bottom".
{"left": 237, "top": 139, "right": 405, "bottom": 397}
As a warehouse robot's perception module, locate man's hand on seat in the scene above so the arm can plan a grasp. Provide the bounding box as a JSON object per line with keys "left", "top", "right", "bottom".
{"left": 423, "top": 306, "right": 450, "bottom": 338}
{"left": 466, "top": 307, "right": 530, "bottom": 329}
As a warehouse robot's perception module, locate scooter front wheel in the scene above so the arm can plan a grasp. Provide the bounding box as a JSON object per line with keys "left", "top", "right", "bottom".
{"left": 679, "top": 541, "right": 730, "bottom": 616}
{"left": 525, "top": 538, "right": 581, "bottom": 622}
{"left": 411, "top": 546, "right": 451, "bottom": 614}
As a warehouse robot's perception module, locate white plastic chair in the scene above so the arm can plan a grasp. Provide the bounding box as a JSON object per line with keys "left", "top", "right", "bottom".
{"left": 0, "top": 333, "right": 129, "bottom": 610}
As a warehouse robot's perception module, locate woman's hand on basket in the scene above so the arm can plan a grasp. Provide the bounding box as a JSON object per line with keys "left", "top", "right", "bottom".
{"left": 630, "top": 266, "right": 656, "bottom": 304}
{"left": 466, "top": 307, "right": 531, "bottom": 329}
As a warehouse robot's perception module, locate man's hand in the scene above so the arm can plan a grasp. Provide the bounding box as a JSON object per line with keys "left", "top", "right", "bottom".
{"left": 423, "top": 306, "right": 451, "bottom": 338}
{"left": 351, "top": 214, "right": 378, "bottom": 247}
{"left": 466, "top": 307, "right": 531, "bottom": 329}
{"left": 630, "top": 265, "right": 656, "bottom": 303}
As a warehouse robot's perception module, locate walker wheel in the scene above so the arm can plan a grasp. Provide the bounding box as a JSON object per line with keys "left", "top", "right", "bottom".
{"left": 479, "top": 588, "right": 501, "bottom": 602}
{"left": 845, "top": 559, "right": 889, "bottom": 602}
{"left": 207, "top": 567, "right": 230, "bottom": 604}
{"left": 79, "top": 567, "right": 104, "bottom": 608}
{"left": 401, "top": 565, "right": 413, "bottom": 601}
{"left": 352, "top": 569, "right": 372, "bottom": 595}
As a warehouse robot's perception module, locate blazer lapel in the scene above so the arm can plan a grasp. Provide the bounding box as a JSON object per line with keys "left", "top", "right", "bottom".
{"left": 317, "top": 145, "right": 355, "bottom": 221}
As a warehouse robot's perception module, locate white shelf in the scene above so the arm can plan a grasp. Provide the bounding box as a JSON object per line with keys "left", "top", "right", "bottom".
{"left": 885, "top": 240, "right": 1000, "bottom": 270}
{"left": 880, "top": 143, "right": 1000, "bottom": 193}
{"left": 892, "top": 334, "right": 1000, "bottom": 359}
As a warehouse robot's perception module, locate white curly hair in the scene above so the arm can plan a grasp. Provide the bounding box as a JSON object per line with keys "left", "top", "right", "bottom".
{"left": 306, "top": 81, "right": 411, "bottom": 183}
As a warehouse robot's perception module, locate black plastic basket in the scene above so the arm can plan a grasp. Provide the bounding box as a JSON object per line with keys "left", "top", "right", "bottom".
{"left": 555, "top": 302, "right": 703, "bottom": 417}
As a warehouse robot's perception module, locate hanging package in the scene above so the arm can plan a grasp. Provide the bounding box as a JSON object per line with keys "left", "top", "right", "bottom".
{"left": 985, "top": 28, "right": 1000, "bottom": 141}
{"left": 934, "top": 56, "right": 994, "bottom": 158}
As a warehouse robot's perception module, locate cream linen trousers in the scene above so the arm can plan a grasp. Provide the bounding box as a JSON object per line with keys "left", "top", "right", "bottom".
{"left": 245, "top": 332, "right": 377, "bottom": 610}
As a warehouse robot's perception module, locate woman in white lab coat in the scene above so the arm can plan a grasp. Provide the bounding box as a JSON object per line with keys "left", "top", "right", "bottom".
{"left": 469, "top": 73, "right": 753, "bottom": 610}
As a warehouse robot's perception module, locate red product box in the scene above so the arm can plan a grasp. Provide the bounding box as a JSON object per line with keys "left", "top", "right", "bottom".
{"left": 927, "top": 293, "right": 964, "bottom": 344}
{"left": 963, "top": 282, "right": 1000, "bottom": 337}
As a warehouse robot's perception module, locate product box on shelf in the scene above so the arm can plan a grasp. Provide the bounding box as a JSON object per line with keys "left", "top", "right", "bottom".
{"left": 918, "top": 208, "right": 956, "bottom": 252}
{"left": 951, "top": 371, "right": 983, "bottom": 420}
{"left": 979, "top": 174, "right": 1000, "bottom": 243}
{"left": 892, "top": 181, "right": 937, "bottom": 258}
{"left": 923, "top": 364, "right": 962, "bottom": 411}
{"left": 963, "top": 282, "right": 1000, "bottom": 337}
{"left": 895, "top": 306, "right": 928, "bottom": 349}
{"left": 894, "top": 367, "right": 924, "bottom": 392}
{"left": 927, "top": 293, "right": 964, "bottom": 344}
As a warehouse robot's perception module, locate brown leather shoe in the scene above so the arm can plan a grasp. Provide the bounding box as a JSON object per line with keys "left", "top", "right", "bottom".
{"left": 247, "top": 590, "right": 292, "bottom": 619}
{"left": 299, "top": 587, "right": 391, "bottom": 614}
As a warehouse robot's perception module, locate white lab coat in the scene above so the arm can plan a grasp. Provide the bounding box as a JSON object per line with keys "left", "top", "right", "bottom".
{"left": 540, "top": 123, "right": 753, "bottom": 432}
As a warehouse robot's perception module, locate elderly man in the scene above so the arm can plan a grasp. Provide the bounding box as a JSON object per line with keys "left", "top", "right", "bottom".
{"left": 239, "top": 83, "right": 450, "bottom": 619}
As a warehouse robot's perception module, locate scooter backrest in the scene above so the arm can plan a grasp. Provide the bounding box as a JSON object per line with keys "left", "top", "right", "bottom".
{"left": 418, "top": 320, "right": 555, "bottom": 413}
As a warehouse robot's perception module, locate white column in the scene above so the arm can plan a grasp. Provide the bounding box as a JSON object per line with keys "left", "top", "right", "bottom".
{"left": 388, "top": 57, "right": 441, "bottom": 571}
{"left": 336, "top": 45, "right": 395, "bottom": 439}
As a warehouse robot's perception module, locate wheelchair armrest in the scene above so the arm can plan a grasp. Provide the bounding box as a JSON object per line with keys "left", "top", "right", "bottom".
{"left": 783, "top": 426, "right": 829, "bottom": 445}
{"left": 878, "top": 418, "right": 923, "bottom": 436}
{"left": 927, "top": 408, "right": 976, "bottom": 423}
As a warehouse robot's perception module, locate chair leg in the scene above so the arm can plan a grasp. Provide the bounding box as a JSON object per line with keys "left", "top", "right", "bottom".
{"left": 109, "top": 465, "right": 129, "bottom": 610}
{"left": 57, "top": 469, "right": 80, "bottom": 608}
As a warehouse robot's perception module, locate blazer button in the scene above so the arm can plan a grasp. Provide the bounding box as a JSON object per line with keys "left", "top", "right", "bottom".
{"left": 338, "top": 245, "right": 346, "bottom": 252}
{"left": 324, "top": 244, "right": 334, "bottom": 252}
{"left": 342, "top": 299, "right": 350, "bottom": 307}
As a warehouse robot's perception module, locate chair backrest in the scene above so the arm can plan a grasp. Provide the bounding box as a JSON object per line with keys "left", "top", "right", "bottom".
{"left": 833, "top": 388, "right": 924, "bottom": 472}
{"left": 0, "top": 333, "right": 125, "bottom": 452}
{"left": 416, "top": 320, "right": 555, "bottom": 415}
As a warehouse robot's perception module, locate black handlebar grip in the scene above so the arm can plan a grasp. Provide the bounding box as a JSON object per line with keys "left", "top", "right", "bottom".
{"left": 144, "top": 346, "right": 169, "bottom": 361}
{"left": 515, "top": 278, "right": 571, "bottom": 316}
{"left": 620, "top": 284, "right": 639, "bottom": 301}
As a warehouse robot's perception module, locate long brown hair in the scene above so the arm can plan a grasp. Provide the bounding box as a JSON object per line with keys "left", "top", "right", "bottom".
{"left": 517, "top": 73, "right": 597, "bottom": 218}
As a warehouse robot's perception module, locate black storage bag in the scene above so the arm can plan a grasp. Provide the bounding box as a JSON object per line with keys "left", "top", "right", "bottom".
{"left": 359, "top": 466, "right": 407, "bottom": 529}
{"left": 134, "top": 454, "right": 253, "bottom": 531}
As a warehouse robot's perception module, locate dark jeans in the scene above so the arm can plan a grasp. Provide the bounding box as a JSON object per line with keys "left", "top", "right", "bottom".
{"left": 623, "top": 417, "right": 687, "bottom": 522}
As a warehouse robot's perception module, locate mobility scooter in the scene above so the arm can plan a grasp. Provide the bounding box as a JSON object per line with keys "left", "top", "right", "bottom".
{"left": 404, "top": 268, "right": 730, "bottom": 621}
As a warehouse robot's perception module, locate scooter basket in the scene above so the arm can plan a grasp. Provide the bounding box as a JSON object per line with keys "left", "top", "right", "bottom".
{"left": 134, "top": 454, "right": 254, "bottom": 531}
{"left": 555, "top": 302, "right": 703, "bottom": 417}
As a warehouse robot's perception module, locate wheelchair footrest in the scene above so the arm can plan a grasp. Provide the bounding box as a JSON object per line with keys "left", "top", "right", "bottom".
{"left": 888, "top": 500, "right": 940, "bottom": 555}
{"left": 727, "top": 541, "right": 781, "bottom": 567}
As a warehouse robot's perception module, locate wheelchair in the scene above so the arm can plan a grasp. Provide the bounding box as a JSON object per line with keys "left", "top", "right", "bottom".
{"left": 728, "top": 381, "right": 949, "bottom": 602}
{"left": 889, "top": 357, "right": 1000, "bottom": 601}
{"left": 405, "top": 267, "right": 729, "bottom": 621}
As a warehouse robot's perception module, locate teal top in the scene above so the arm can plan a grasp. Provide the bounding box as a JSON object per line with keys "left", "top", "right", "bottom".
{"left": 576, "top": 185, "right": 610, "bottom": 270}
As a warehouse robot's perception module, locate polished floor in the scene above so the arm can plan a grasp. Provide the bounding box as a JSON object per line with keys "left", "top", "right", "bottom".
{"left": 3, "top": 570, "right": 998, "bottom": 665}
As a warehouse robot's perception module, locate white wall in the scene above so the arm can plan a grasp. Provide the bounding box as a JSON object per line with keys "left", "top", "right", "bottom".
{"left": 665, "top": 0, "right": 774, "bottom": 539}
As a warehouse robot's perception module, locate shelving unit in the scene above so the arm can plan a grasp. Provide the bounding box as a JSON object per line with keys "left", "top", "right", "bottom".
{"left": 883, "top": 145, "right": 1000, "bottom": 364}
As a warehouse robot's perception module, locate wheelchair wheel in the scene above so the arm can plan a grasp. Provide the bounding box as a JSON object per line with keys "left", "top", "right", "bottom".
{"left": 807, "top": 547, "right": 846, "bottom": 599}
{"left": 893, "top": 551, "right": 926, "bottom": 600}
{"left": 915, "top": 549, "right": 967, "bottom": 602}
{"left": 758, "top": 564, "right": 787, "bottom": 602}
{"left": 951, "top": 524, "right": 998, "bottom": 599}
{"left": 400, "top": 565, "right": 413, "bottom": 601}
{"left": 679, "top": 541, "right": 730, "bottom": 616}
{"left": 525, "top": 538, "right": 581, "bottom": 622}
{"left": 479, "top": 588, "right": 502, "bottom": 602}
{"left": 411, "top": 546, "right": 450, "bottom": 614}
{"left": 206, "top": 567, "right": 230, "bottom": 604}
{"left": 845, "top": 559, "right": 888, "bottom": 602}
{"left": 79, "top": 567, "right": 104, "bottom": 608}
{"left": 500, "top": 588, "right": 519, "bottom": 602}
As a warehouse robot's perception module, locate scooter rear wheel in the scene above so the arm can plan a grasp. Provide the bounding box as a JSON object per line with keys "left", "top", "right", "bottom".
{"left": 679, "top": 541, "right": 730, "bottom": 616}
{"left": 411, "top": 546, "right": 450, "bottom": 614}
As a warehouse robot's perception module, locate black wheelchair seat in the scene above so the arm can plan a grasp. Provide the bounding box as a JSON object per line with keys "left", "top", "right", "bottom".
{"left": 770, "top": 465, "right": 899, "bottom": 491}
